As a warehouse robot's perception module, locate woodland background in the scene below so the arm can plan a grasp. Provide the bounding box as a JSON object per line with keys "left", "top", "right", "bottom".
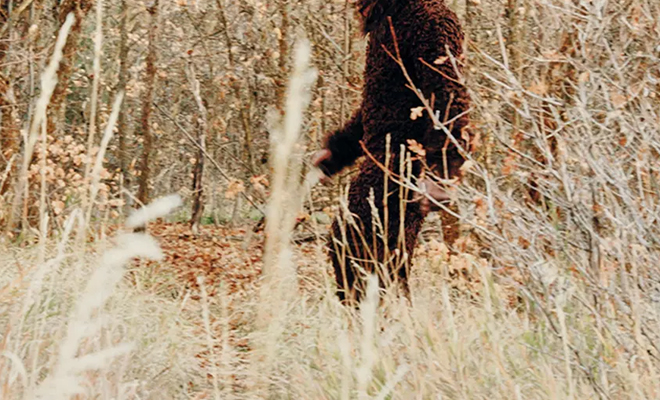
{"left": 0, "top": 0, "right": 659, "bottom": 399}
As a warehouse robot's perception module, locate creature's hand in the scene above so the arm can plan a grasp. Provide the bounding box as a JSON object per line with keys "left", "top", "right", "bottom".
{"left": 311, "top": 149, "right": 333, "bottom": 184}
{"left": 415, "top": 177, "right": 450, "bottom": 214}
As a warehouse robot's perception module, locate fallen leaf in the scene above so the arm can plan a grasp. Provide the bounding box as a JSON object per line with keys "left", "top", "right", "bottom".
{"left": 610, "top": 91, "right": 627, "bottom": 108}
{"left": 528, "top": 80, "right": 548, "bottom": 96}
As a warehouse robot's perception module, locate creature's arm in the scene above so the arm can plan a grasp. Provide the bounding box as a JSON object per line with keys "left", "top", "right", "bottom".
{"left": 315, "top": 108, "right": 364, "bottom": 177}
{"left": 415, "top": 17, "right": 470, "bottom": 179}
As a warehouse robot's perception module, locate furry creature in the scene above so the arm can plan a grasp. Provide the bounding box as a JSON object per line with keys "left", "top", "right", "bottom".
{"left": 315, "top": 0, "right": 470, "bottom": 303}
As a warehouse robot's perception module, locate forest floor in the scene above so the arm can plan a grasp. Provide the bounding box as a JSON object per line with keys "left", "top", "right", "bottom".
{"left": 3, "top": 216, "right": 650, "bottom": 399}
{"left": 139, "top": 220, "right": 331, "bottom": 300}
{"left": 129, "top": 220, "right": 340, "bottom": 394}
{"left": 126, "top": 220, "right": 501, "bottom": 395}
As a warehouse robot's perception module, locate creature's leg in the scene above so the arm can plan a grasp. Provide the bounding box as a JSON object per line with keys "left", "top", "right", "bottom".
{"left": 328, "top": 160, "right": 426, "bottom": 303}
{"left": 329, "top": 217, "right": 367, "bottom": 304}
{"left": 391, "top": 205, "right": 425, "bottom": 298}
{"left": 327, "top": 165, "right": 379, "bottom": 305}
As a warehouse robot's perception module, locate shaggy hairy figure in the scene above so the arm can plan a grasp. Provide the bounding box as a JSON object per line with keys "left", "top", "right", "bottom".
{"left": 316, "top": 0, "right": 470, "bottom": 303}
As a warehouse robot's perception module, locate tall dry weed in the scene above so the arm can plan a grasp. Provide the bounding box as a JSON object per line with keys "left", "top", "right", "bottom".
{"left": 6, "top": 13, "right": 76, "bottom": 235}
{"left": 252, "top": 37, "right": 317, "bottom": 392}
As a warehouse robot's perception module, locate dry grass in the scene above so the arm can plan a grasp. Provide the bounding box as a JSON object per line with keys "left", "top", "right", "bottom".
{"left": 1, "top": 0, "right": 660, "bottom": 399}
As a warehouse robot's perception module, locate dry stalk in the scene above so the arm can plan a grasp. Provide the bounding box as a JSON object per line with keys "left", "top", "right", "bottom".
{"left": 253, "top": 38, "right": 316, "bottom": 393}
{"left": 6, "top": 13, "right": 75, "bottom": 236}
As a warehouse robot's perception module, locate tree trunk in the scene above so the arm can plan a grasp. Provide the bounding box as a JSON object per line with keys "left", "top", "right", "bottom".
{"left": 506, "top": 0, "right": 520, "bottom": 77}
{"left": 215, "top": 0, "right": 254, "bottom": 174}
{"left": 0, "top": 77, "right": 19, "bottom": 197}
{"left": 136, "top": 0, "right": 159, "bottom": 207}
{"left": 505, "top": 0, "right": 521, "bottom": 145}
{"left": 190, "top": 126, "right": 206, "bottom": 233}
{"left": 275, "top": 0, "right": 289, "bottom": 115}
{"left": 339, "top": 0, "right": 351, "bottom": 122}
{"left": 0, "top": 1, "right": 23, "bottom": 197}
{"left": 187, "top": 61, "right": 207, "bottom": 234}
{"left": 465, "top": 0, "right": 478, "bottom": 43}
{"left": 115, "top": 0, "right": 130, "bottom": 213}
{"left": 48, "top": 0, "right": 93, "bottom": 136}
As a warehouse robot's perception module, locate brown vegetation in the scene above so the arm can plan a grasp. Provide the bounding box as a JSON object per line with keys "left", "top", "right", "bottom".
{"left": 0, "top": 0, "right": 659, "bottom": 398}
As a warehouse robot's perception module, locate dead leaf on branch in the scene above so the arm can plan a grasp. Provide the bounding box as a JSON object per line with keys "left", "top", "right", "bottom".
{"left": 406, "top": 139, "right": 426, "bottom": 157}
{"left": 410, "top": 106, "right": 425, "bottom": 121}
{"left": 225, "top": 179, "right": 245, "bottom": 200}
{"left": 460, "top": 160, "right": 475, "bottom": 174}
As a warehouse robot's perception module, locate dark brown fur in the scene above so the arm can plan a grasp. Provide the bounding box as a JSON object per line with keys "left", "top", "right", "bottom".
{"left": 319, "top": 0, "right": 470, "bottom": 303}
